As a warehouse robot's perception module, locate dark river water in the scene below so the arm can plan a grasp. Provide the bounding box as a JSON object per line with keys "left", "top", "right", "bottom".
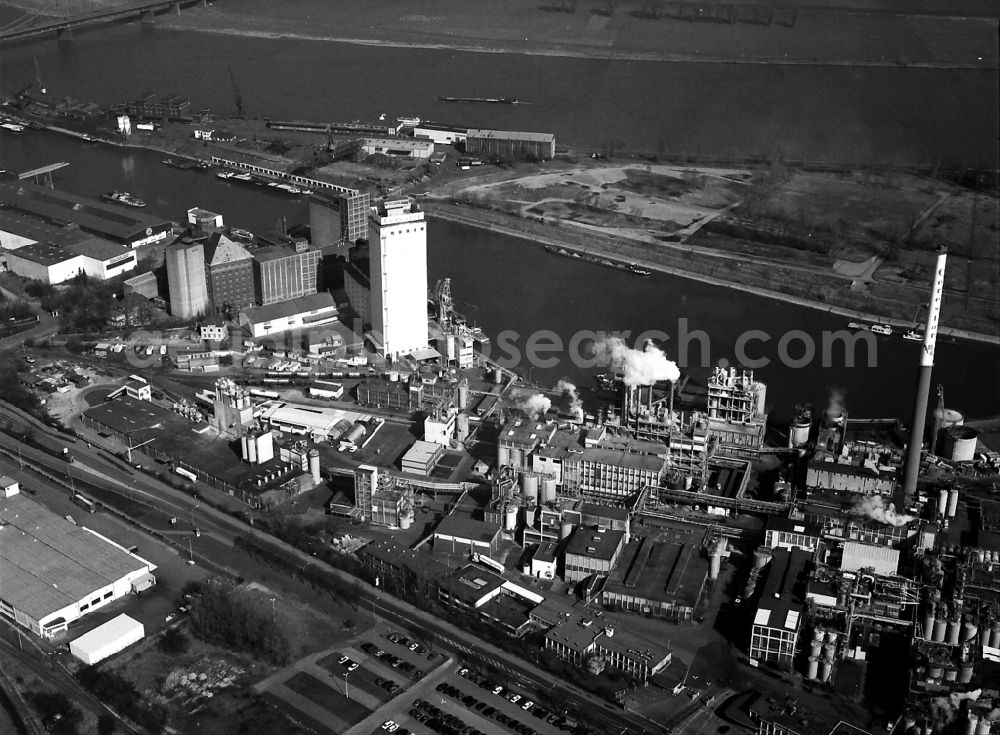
{"left": 0, "top": 21, "right": 997, "bottom": 421}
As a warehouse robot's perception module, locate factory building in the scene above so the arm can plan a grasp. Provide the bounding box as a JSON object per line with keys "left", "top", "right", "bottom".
{"left": 412, "top": 123, "right": 468, "bottom": 145}
{"left": 253, "top": 242, "right": 321, "bottom": 306}
{"left": 309, "top": 191, "right": 371, "bottom": 251}
{"left": 764, "top": 517, "right": 822, "bottom": 552}
{"left": 401, "top": 440, "right": 444, "bottom": 476}
{"left": 166, "top": 238, "right": 210, "bottom": 319}
{"left": 465, "top": 129, "right": 556, "bottom": 162}
{"left": 706, "top": 366, "right": 768, "bottom": 459}
{"left": 123, "top": 271, "right": 159, "bottom": 300}
{"left": 186, "top": 207, "right": 224, "bottom": 234}
{"left": 544, "top": 612, "right": 672, "bottom": 681}
{"left": 239, "top": 292, "right": 339, "bottom": 339}
{"left": 3, "top": 234, "right": 137, "bottom": 284}
{"left": 257, "top": 397, "right": 366, "bottom": 440}
{"left": 203, "top": 232, "right": 255, "bottom": 314}
{"left": 0, "top": 491, "right": 157, "bottom": 639}
{"left": 0, "top": 182, "right": 172, "bottom": 248}
{"left": 563, "top": 526, "right": 628, "bottom": 583}
{"left": 433, "top": 515, "right": 502, "bottom": 558}
{"left": 368, "top": 199, "right": 429, "bottom": 358}
{"left": 125, "top": 92, "right": 191, "bottom": 119}
{"left": 361, "top": 137, "right": 434, "bottom": 159}
{"left": 343, "top": 260, "right": 371, "bottom": 325}
{"left": 749, "top": 547, "right": 810, "bottom": 666}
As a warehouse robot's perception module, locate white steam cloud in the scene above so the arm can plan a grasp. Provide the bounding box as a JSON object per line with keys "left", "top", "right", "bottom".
{"left": 827, "top": 388, "right": 846, "bottom": 418}
{"left": 518, "top": 393, "right": 551, "bottom": 419}
{"left": 556, "top": 380, "right": 584, "bottom": 421}
{"left": 851, "top": 495, "right": 915, "bottom": 527}
{"left": 596, "top": 337, "right": 680, "bottom": 387}
{"left": 929, "top": 690, "right": 982, "bottom": 726}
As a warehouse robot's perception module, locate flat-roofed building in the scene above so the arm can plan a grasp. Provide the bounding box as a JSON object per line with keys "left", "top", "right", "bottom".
{"left": 563, "top": 526, "right": 627, "bottom": 583}
{"left": 750, "top": 547, "right": 810, "bottom": 666}
{"left": 466, "top": 129, "right": 556, "bottom": 162}
{"left": 309, "top": 192, "right": 371, "bottom": 251}
{"left": 601, "top": 525, "right": 708, "bottom": 621}
{"left": 544, "top": 611, "right": 671, "bottom": 681}
{"left": 562, "top": 444, "right": 665, "bottom": 503}
{"left": 840, "top": 541, "right": 899, "bottom": 576}
{"left": 401, "top": 439, "right": 444, "bottom": 476}
{"left": 239, "top": 292, "right": 338, "bottom": 339}
{"left": 0, "top": 182, "right": 172, "bottom": 248}
{"left": 361, "top": 137, "right": 434, "bottom": 159}
{"left": 3, "top": 235, "right": 138, "bottom": 284}
{"left": 257, "top": 399, "right": 366, "bottom": 440}
{"left": 412, "top": 123, "right": 468, "bottom": 145}
{"left": 433, "top": 514, "right": 501, "bottom": 557}
{"left": 357, "top": 379, "right": 422, "bottom": 412}
{"left": 0, "top": 493, "right": 157, "bottom": 639}
{"left": 764, "top": 517, "right": 822, "bottom": 552}
{"left": 498, "top": 419, "right": 555, "bottom": 472}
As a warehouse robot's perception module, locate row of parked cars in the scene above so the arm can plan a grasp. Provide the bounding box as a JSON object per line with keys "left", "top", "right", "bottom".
{"left": 361, "top": 641, "right": 427, "bottom": 679}
{"left": 456, "top": 668, "right": 573, "bottom": 731}
{"left": 404, "top": 696, "right": 487, "bottom": 735}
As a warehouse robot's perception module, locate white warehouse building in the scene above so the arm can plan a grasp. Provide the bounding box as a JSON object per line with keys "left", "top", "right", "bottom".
{"left": 69, "top": 613, "right": 145, "bottom": 665}
{"left": 0, "top": 492, "right": 157, "bottom": 639}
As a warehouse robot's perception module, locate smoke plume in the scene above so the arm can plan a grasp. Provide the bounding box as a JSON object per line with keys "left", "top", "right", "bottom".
{"left": 851, "top": 495, "right": 915, "bottom": 527}
{"left": 930, "top": 690, "right": 982, "bottom": 726}
{"left": 826, "top": 388, "right": 846, "bottom": 419}
{"left": 556, "top": 380, "right": 584, "bottom": 420}
{"left": 596, "top": 336, "right": 680, "bottom": 386}
{"left": 518, "top": 393, "right": 551, "bottom": 419}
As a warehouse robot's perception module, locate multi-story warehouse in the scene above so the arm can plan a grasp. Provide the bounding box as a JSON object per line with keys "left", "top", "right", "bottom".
{"left": 203, "top": 232, "right": 255, "bottom": 314}
{"left": 0, "top": 486, "right": 157, "bottom": 639}
{"left": 166, "top": 238, "right": 210, "bottom": 319}
{"left": 561, "top": 444, "right": 665, "bottom": 503}
{"left": 563, "top": 526, "right": 627, "bottom": 583}
{"left": 466, "top": 129, "right": 556, "bottom": 162}
{"left": 253, "top": 242, "right": 321, "bottom": 306}
{"left": 343, "top": 260, "right": 371, "bottom": 325}
{"left": 123, "top": 271, "right": 159, "bottom": 300}
{"left": 749, "top": 547, "right": 811, "bottom": 666}
{"left": 356, "top": 379, "right": 422, "bottom": 412}
{"left": 125, "top": 92, "right": 191, "bottom": 119}
{"left": 309, "top": 191, "right": 371, "bottom": 251}
{"left": 368, "top": 199, "right": 429, "bottom": 358}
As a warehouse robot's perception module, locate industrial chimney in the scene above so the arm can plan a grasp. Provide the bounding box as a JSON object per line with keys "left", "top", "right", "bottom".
{"left": 902, "top": 247, "right": 948, "bottom": 506}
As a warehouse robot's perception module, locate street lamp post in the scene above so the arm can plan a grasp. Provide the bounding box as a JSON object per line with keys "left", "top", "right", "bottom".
{"left": 187, "top": 538, "right": 193, "bottom": 563}
{"left": 190, "top": 503, "right": 199, "bottom": 528}
{"left": 270, "top": 597, "right": 276, "bottom": 624}
{"left": 344, "top": 671, "right": 350, "bottom": 699}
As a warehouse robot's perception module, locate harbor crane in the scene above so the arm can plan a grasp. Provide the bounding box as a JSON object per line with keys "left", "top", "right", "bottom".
{"left": 931, "top": 384, "right": 945, "bottom": 457}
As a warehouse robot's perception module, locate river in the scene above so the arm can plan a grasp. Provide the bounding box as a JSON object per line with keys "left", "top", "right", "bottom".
{"left": 0, "top": 20, "right": 997, "bottom": 421}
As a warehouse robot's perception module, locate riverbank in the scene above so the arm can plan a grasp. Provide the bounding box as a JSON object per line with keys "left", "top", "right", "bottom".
{"left": 152, "top": 0, "right": 997, "bottom": 69}
{"left": 424, "top": 203, "right": 1000, "bottom": 347}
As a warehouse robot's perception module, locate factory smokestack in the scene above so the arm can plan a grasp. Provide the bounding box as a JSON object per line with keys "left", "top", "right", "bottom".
{"left": 902, "top": 247, "right": 948, "bottom": 506}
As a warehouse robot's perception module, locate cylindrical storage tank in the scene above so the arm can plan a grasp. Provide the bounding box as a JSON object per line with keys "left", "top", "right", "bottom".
{"left": 944, "top": 667, "right": 958, "bottom": 682}
{"left": 819, "top": 660, "right": 832, "bottom": 683}
{"left": 967, "top": 713, "right": 979, "bottom": 735}
{"left": 813, "top": 628, "right": 825, "bottom": 643}
{"left": 964, "top": 618, "right": 979, "bottom": 643}
{"left": 945, "top": 426, "right": 979, "bottom": 463}
{"left": 399, "top": 514, "right": 412, "bottom": 530}
{"left": 524, "top": 505, "right": 537, "bottom": 527}
{"left": 790, "top": 418, "right": 811, "bottom": 448}
{"left": 976, "top": 718, "right": 991, "bottom": 735}
{"left": 948, "top": 617, "right": 961, "bottom": 645}
{"left": 541, "top": 477, "right": 557, "bottom": 505}
{"left": 991, "top": 623, "right": 1000, "bottom": 648}
{"left": 458, "top": 383, "right": 470, "bottom": 410}
{"left": 823, "top": 643, "right": 836, "bottom": 660}
{"left": 493, "top": 366, "right": 503, "bottom": 384}
{"left": 709, "top": 553, "right": 722, "bottom": 581}
{"left": 980, "top": 624, "right": 991, "bottom": 647}
{"left": 810, "top": 641, "right": 822, "bottom": 658}
{"left": 560, "top": 522, "right": 574, "bottom": 540}
{"left": 928, "top": 663, "right": 944, "bottom": 679}
{"left": 825, "top": 631, "right": 838, "bottom": 645}
{"left": 960, "top": 662, "right": 975, "bottom": 684}
{"left": 498, "top": 446, "right": 511, "bottom": 467}
{"left": 683, "top": 475, "right": 694, "bottom": 491}
{"left": 521, "top": 474, "right": 539, "bottom": 504}
{"left": 504, "top": 506, "right": 518, "bottom": 532}
{"left": 938, "top": 488, "right": 950, "bottom": 517}
{"left": 806, "top": 657, "right": 819, "bottom": 680}
{"left": 456, "top": 413, "right": 470, "bottom": 442}
{"left": 924, "top": 610, "right": 937, "bottom": 640}
{"left": 241, "top": 434, "right": 256, "bottom": 463}
{"left": 389, "top": 370, "right": 399, "bottom": 382}
{"left": 934, "top": 617, "right": 948, "bottom": 643}
{"left": 510, "top": 447, "right": 523, "bottom": 468}
{"left": 948, "top": 487, "right": 960, "bottom": 518}
{"left": 309, "top": 448, "right": 321, "bottom": 484}
{"left": 753, "top": 548, "right": 772, "bottom": 571}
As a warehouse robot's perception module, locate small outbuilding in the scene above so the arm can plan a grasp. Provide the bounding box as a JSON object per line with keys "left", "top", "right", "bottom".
{"left": 69, "top": 614, "right": 145, "bottom": 665}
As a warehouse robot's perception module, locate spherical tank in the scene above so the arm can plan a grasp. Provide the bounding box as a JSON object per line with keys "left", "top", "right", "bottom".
{"left": 944, "top": 426, "right": 979, "bottom": 463}
{"left": 541, "top": 477, "right": 557, "bottom": 504}
{"left": 521, "top": 474, "right": 539, "bottom": 504}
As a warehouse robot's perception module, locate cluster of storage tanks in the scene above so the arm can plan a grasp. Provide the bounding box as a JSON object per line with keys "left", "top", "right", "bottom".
{"left": 935, "top": 486, "right": 961, "bottom": 522}
{"left": 900, "top": 712, "right": 996, "bottom": 735}
{"left": 934, "top": 408, "right": 979, "bottom": 464}
{"left": 805, "top": 627, "right": 839, "bottom": 683}
{"left": 499, "top": 472, "right": 561, "bottom": 532}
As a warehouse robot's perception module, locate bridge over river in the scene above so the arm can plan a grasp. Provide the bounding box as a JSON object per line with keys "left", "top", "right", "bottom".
{"left": 0, "top": 0, "right": 216, "bottom": 44}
